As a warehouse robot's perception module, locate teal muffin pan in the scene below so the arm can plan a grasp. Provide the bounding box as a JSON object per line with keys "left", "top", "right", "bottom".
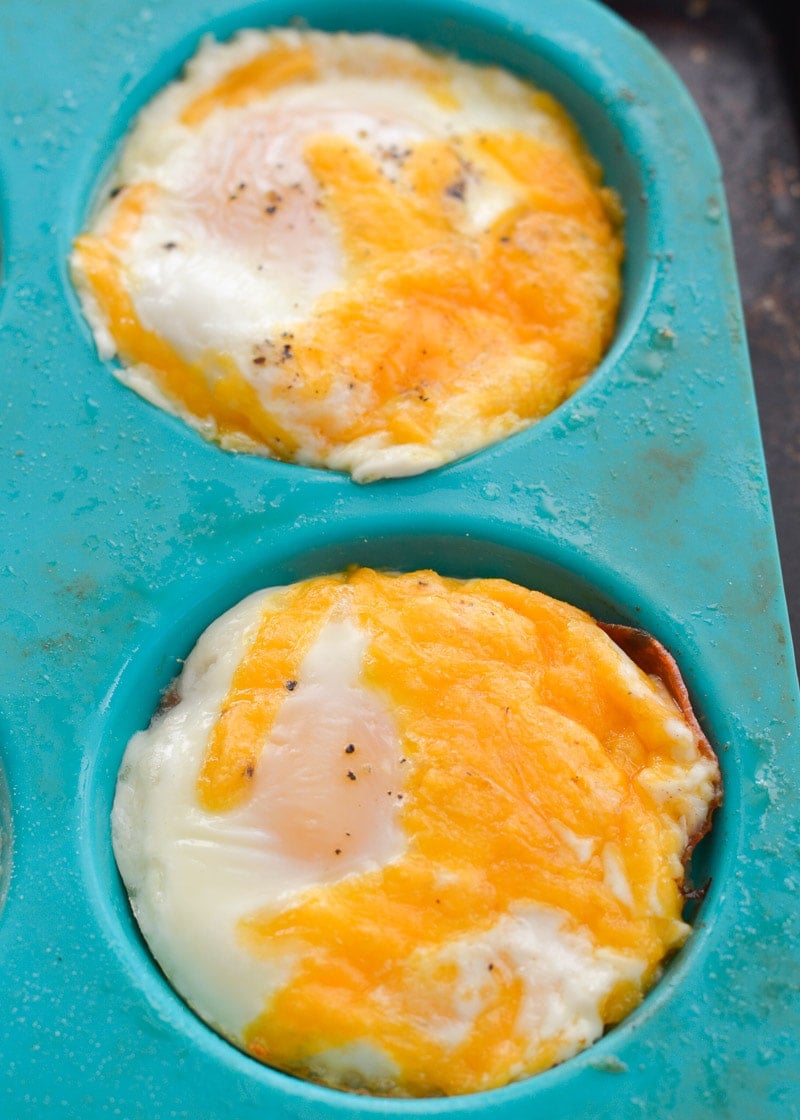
{"left": 2, "top": 0, "right": 799, "bottom": 1115}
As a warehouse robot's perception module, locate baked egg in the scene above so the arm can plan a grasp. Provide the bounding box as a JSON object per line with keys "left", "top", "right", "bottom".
{"left": 112, "top": 567, "right": 720, "bottom": 1096}
{"left": 72, "top": 28, "right": 623, "bottom": 482}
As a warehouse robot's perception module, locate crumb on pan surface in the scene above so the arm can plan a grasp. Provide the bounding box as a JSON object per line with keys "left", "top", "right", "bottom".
{"left": 112, "top": 568, "right": 720, "bottom": 1097}
{"left": 72, "top": 28, "right": 623, "bottom": 482}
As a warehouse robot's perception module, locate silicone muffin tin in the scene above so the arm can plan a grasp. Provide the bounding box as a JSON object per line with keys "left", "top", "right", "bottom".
{"left": 2, "top": 0, "right": 798, "bottom": 1116}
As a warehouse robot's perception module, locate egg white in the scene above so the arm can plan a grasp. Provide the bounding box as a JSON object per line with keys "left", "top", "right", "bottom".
{"left": 72, "top": 28, "right": 623, "bottom": 480}
{"left": 112, "top": 571, "right": 720, "bottom": 1096}
{"left": 112, "top": 588, "right": 406, "bottom": 1038}
{"left": 112, "top": 588, "right": 638, "bottom": 1075}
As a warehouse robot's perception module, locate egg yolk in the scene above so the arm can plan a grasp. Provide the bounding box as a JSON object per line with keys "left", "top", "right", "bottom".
{"left": 72, "top": 33, "right": 622, "bottom": 477}
{"left": 193, "top": 568, "right": 716, "bottom": 1096}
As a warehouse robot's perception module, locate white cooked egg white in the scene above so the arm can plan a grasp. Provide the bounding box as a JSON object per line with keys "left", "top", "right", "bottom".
{"left": 72, "top": 28, "right": 623, "bottom": 482}
{"left": 111, "top": 568, "right": 721, "bottom": 1097}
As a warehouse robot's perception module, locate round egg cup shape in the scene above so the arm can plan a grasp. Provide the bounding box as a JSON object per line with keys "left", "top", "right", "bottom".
{"left": 2, "top": 0, "right": 797, "bottom": 1117}
{"left": 62, "top": 0, "right": 660, "bottom": 482}
{"left": 77, "top": 517, "right": 732, "bottom": 1108}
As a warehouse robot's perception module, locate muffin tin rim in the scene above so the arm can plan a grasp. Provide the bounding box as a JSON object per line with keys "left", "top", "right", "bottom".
{"left": 0, "top": 0, "right": 788, "bottom": 1115}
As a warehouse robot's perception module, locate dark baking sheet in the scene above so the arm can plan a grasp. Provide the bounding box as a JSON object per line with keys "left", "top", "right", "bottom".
{"left": 608, "top": 0, "right": 800, "bottom": 668}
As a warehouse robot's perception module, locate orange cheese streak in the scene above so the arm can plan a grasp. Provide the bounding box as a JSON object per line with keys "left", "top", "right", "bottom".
{"left": 180, "top": 42, "right": 318, "bottom": 126}
{"left": 197, "top": 570, "right": 696, "bottom": 1095}
{"left": 286, "top": 131, "right": 622, "bottom": 446}
{"left": 73, "top": 191, "right": 298, "bottom": 457}
{"left": 179, "top": 38, "right": 459, "bottom": 125}
{"left": 197, "top": 577, "right": 343, "bottom": 811}
{"left": 73, "top": 38, "right": 622, "bottom": 466}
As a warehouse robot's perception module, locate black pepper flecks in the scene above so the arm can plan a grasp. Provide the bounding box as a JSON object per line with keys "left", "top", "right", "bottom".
{"left": 379, "top": 144, "right": 412, "bottom": 165}
{"left": 347, "top": 771, "right": 357, "bottom": 781}
{"left": 345, "top": 743, "right": 355, "bottom": 754}
{"left": 285, "top": 679, "right": 298, "bottom": 691}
